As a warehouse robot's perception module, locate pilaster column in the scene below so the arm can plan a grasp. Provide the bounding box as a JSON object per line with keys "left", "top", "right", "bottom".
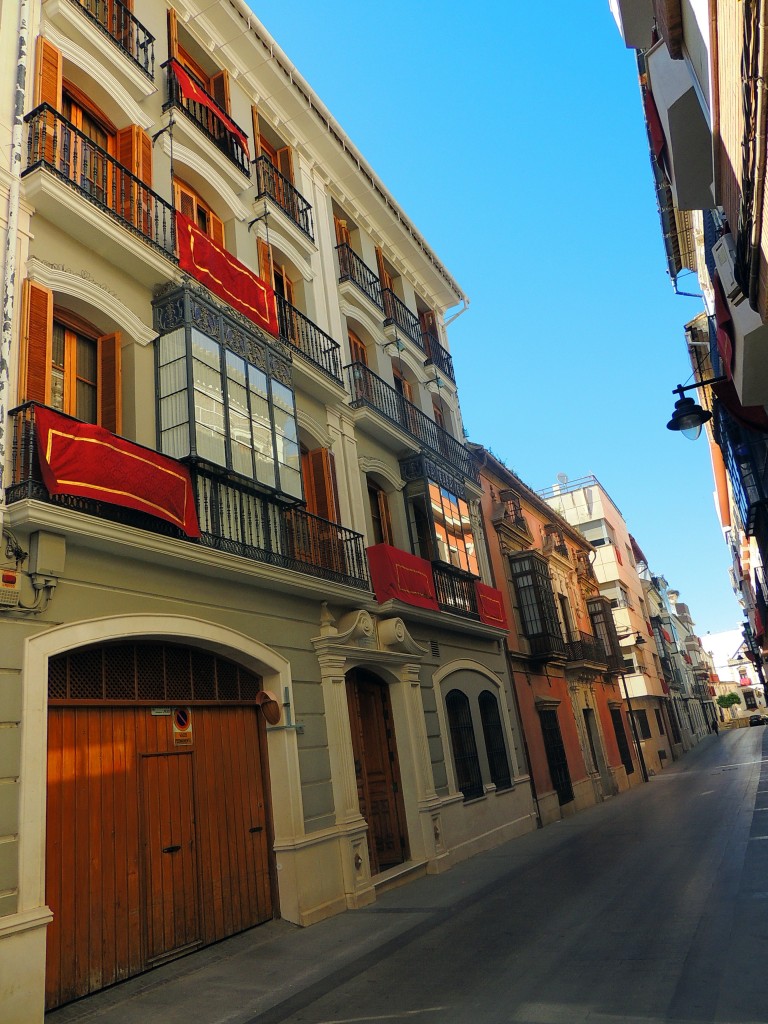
{"left": 316, "top": 652, "right": 361, "bottom": 823}
{"left": 399, "top": 662, "right": 437, "bottom": 803}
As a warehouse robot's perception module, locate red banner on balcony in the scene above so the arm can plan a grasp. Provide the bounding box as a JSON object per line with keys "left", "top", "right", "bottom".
{"left": 713, "top": 271, "right": 734, "bottom": 379}
{"left": 367, "top": 544, "right": 438, "bottom": 611}
{"left": 169, "top": 59, "right": 249, "bottom": 157}
{"left": 35, "top": 407, "right": 200, "bottom": 538}
{"left": 176, "top": 214, "right": 279, "bottom": 336}
{"left": 474, "top": 581, "right": 508, "bottom": 628}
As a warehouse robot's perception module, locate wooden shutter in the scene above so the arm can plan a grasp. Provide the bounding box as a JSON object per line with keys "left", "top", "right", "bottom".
{"left": 19, "top": 279, "right": 53, "bottom": 405}
{"left": 35, "top": 37, "right": 62, "bottom": 109}
{"left": 167, "top": 8, "right": 178, "bottom": 60}
{"left": 97, "top": 332, "right": 122, "bottom": 434}
{"left": 211, "top": 69, "right": 230, "bottom": 112}
{"left": 303, "top": 448, "right": 340, "bottom": 523}
{"left": 251, "top": 106, "right": 262, "bottom": 157}
{"left": 276, "top": 147, "right": 294, "bottom": 183}
{"left": 116, "top": 125, "right": 152, "bottom": 224}
{"left": 375, "top": 246, "right": 393, "bottom": 290}
{"left": 209, "top": 212, "right": 225, "bottom": 248}
{"left": 257, "top": 238, "right": 274, "bottom": 286}
{"left": 174, "top": 179, "right": 197, "bottom": 221}
{"left": 334, "top": 217, "right": 350, "bottom": 246}
{"left": 348, "top": 330, "right": 367, "bottom": 366}
{"left": 375, "top": 487, "right": 393, "bottom": 546}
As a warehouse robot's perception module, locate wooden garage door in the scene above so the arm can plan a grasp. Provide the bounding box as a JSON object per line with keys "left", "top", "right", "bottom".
{"left": 45, "top": 645, "right": 274, "bottom": 1009}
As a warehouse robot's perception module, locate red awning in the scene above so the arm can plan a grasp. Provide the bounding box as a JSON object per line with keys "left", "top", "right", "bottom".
{"left": 474, "top": 581, "right": 508, "bottom": 629}
{"left": 367, "top": 544, "right": 438, "bottom": 611}
{"left": 169, "top": 59, "right": 249, "bottom": 157}
{"left": 629, "top": 535, "right": 649, "bottom": 568}
{"left": 35, "top": 406, "right": 200, "bottom": 537}
{"left": 176, "top": 214, "right": 279, "bottom": 337}
{"left": 662, "top": 627, "right": 673, "bottom": 643}
{"left": 643, "top": 88, "right": 666, "bottom": 162}
{"left": 713, "top": 271, "right": 734, "bottom": 379}
{"left": 712, "top": 377, "right": 768, "bottom": 433}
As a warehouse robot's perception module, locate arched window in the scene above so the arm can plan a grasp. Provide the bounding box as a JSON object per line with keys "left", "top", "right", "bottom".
{"left": 367, "top": 479, "right": 393, "bottom": 546}
{"left": 445, "top": 689, "right": 483, "bottom": 800}
{"left": 479, "top": 691, "right": 511, "bottom": 790}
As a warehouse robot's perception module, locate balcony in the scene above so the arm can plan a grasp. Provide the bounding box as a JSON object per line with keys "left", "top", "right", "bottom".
{"left": 336, "top": 244, "right": 383, "bottom": 308}
{"left": 276, "top": 294, "right": 343, "bottom": 385}
{"left": 422, "top": 328, "right": 455, "bottom": 383}
{"left": 346, "top": 361, "right": 478, "bottom": 482}
{"left": 23, "top": 105, "right": 177, "bottom": 260}
{"left": 253, "top": 155, "right": 313, "bottom": 240}
{"left": 565, "top": 631, "right": 608, "bottom": 667}
{"left": 432, "top": 563, "right": 480, "bottom": 619}
{"left": 66, "top": 0, "right": 155, "bottom": 78}
{"left": 164, "top": 63, "right": 250, "bottom": 178}
{"left": 382, "top": 288, "right": 422, "bottom": 347}
{"left": 7, "top": 403, "right": 370, "bottom": 591}
{"left": 527, "top": 632, "right": 567, "bottom": 660}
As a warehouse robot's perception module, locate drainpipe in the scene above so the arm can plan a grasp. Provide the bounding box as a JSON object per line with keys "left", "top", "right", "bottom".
{"left": 748, "top": 0, "right": 768, "bottom": 309}
{"left": 0, "top": 0, "right": 30, "bottom": 539}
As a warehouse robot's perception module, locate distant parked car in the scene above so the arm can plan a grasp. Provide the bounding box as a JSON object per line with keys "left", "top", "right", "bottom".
{"left": 748, "top": 714, "right": 766, "bottom": 726}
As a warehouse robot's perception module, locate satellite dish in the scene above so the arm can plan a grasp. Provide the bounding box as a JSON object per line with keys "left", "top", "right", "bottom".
{"left": 556, "top": 473, "right": 569, "bottom": 485}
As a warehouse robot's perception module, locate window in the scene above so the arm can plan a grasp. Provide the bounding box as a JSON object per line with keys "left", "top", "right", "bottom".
{"left": 479, "top": 691, "right": 512, "bottom": 790}
{"left": 367, "top": 481, "right": 393, "bottom": 546}
{"left": 174, "top": 177, "right": 225, "bottom": 246}
{"left": 19, "top": 280, "right": 121, "bottom": 433}
{"left": 632, "top": 709, "right": 652, "bottom": 740}
{"left": 654, "top": 708, "right": 665, "bottom": 735}
{"left": 301, "top": 448, "right": 340, "bottom": 522}
{"left": 580, "top": 519, "right": 616, "bottom": 548}
{"left": 392, "top": 365, "right": 413, "bottom": 402}
{"left": 587, "top": 597, "right": 620, "bottom": 660}
{"left": 508, "top": 552, "right": 563, "bottom": 645}
{"left": 155, "top": 289, "right": 301, "bottom": 500}
{"left": 557, "top": 593, "right": 574, "bottom": 641}
{"left": 348, "top": 330, "right": 368, "bottom": 366}
{"left": 428, "top": 481, "right": 478, "bottom": 573}
{"left": 445, "top": 690, "right": 484, "bottom": 800}
{"left": 610, "top": 707, "right": 634, "bottom": 776}
{"left": 538, "top": 707, "right": 574, "bottom": 805}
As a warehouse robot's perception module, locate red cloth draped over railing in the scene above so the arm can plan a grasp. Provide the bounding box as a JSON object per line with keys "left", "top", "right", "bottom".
{"left": 35, "top": 406, "right": 200, "bottom": 537}
{"left": 474, "top": 581, "right": 508, "bottom": 628}
{"left": 168, "top": 59, "right": 250, "bottom": 157}
{"left": 367, "top": 544, "right": 438, "bottom": 611}
{"left": 176, "top": 213, "right": 279, "bottom": 336}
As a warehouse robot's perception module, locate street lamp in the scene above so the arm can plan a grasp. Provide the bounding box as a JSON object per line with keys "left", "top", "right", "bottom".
{"left": 666, "top": 378, "right": 726, "bottom": 440}
{"left": 617, "top": 631, "right": 650, "bottom": 783}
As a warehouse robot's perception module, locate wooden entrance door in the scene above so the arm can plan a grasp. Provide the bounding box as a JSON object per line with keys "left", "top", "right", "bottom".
{"left": 346, "top": 670, "right": 408, "bottom": 874}
{"left": 141, "top": 751, "right": 200, "bottom": 962}
{"left": 45, "top": 646, "right": 275, "bottom": 1010}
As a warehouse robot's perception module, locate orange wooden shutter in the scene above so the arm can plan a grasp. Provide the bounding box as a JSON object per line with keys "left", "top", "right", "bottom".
{"left": 304, "top": 448, "right": 339, "bottom": 523}
{"left": 251, "top": 106, "right": 262, "bottom": 157}
{"left": 174, "top": 179, "right": 197, "bottom": 221}
{"left": 375, "top": 246, "right": 392, "bottom": 290}
{"left": 334, "top": 217, "right": 350, "bottom": 246}
{"left": 348, "top": 330, "right": 367, "bottom": 366}
{"left": 167, "top": 8, "right": 178, "bottom": 60}
{"left": 116, "top": 126, "right": 138, "bottom": 222}
{"left": 281, "top": 268, "right": 295, "bottom": 305}
{"left": 97, "top": 332, "right": 122, "bottom": 434}
{"left": 211, "top": 69, "right": 230, "bottom": 111}
{"left": 209, "top": 212, "right": 225, "bottom": 247}
{"left": 276, "top": 147, "right": 294, "bottom": 183}
{"left": 35, "top": 37, "right": 62, "bottom": 109}
{"left": 376, "top": 488, "right": 393, "bottom": 546}
{"left": 257, "top": 239, "right": 274, "bottom": 286}
{"left": 19, "top": 280, "right": 53, "bottom": 405}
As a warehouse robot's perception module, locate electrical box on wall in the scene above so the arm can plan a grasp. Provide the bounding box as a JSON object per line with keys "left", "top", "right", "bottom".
{"left": 0, "top": 571, "right": 21, "bottom": 608}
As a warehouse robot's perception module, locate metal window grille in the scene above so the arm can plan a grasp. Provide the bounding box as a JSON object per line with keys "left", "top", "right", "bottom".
{"left": 478, "top": 691, "right": 511, "bottom": 790}
{"left": 610, "top": 707, "right": 634, "bottom": 776}
{"left": 446, "top": 689, "right": 484, "bottom": 801}
{"left": 538, "top": 708, "right": 574, "bottom": 805}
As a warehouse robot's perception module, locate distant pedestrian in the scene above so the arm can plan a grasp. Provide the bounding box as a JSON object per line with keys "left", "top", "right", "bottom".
{"left": 712, "top": 718, "right": 720, "bottom": 736}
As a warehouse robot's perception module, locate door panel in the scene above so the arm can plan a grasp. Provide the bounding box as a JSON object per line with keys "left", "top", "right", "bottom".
{"left": 140, "top": 752, "right": 200, "bottom": 962}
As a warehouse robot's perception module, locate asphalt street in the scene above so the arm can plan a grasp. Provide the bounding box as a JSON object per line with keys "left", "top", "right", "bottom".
{"left": 51, "top": 726, "right": 768, "bottom": 1024}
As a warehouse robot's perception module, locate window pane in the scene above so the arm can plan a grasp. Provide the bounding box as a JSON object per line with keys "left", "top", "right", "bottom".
{"left": 479, "top": 691, "right": 511, "bottom": 790}
{"left": 75, "top": 379, "right": 97, "bottom": 423}
{"left": 446, "top": 689, "right": 484, "bottom": 800}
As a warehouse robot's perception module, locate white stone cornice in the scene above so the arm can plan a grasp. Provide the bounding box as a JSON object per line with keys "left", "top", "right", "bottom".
{"left": 160, "top": 136, "right": 250, "bottom": 221}
{"left": 357, "top": 457, "right": 404, "bottom": 492}
{"left": 25, "top": 257, "right": 155, "bottom": 346}
{"left": 296, "top": 409, "right": 332, "bottom": 449}
{"left": 338, "top": 300, "right": 383, "bottom": 342}
{"left": 43, "top": 24, "right": 153, "bottom": 129}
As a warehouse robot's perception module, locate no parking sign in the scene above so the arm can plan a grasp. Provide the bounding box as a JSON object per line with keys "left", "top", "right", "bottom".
{"left": 172, "top": 706, "right": 193, "bottom": 746}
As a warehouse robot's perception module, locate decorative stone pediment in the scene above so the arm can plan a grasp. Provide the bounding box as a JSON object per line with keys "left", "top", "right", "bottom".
{"left": 313, "top": 603, "right": 428, "bottom": 663}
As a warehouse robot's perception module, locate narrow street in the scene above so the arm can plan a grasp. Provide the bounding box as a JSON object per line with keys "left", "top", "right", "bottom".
{"left": 53, "top": 728, "right": 768, "bottom": 1024}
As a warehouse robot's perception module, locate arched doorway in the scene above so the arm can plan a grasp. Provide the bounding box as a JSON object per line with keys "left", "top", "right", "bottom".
{"left": 345, "top": 669, "right": 409, "bottom": 874}
{"left": 45, "top": 641, "right": 276, "bottom": 1009}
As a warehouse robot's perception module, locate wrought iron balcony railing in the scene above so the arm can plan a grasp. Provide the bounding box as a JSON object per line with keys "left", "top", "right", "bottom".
{"left": 527, "top": 632, "right": 567, "bottom": 660}
{"left": 253, "top": 155, "right": 313, "bottom": 239}
{"left": 275, "top": 295, "right": 342, "bottom": 384}
{"left": 23, "top": 105, "right": 176, "bottom": 257}
{"left": 432, "top": 562, "right": 480, "bottom": 619}
{"left": 336, "top": 244, "right": 383, "bottom": 308}
{"left": 346, "top": 361, "right": 478, "bottom": 482}
{"left": 382, "top": 288, "right": 422, "bottom": 347}
{"left": 67, "top": 0, "right": 155, "bottom": 78}
{"left": 164, "top": 64, "right": 250, "bottom": 177}
{"left": 7, "top": 403, "right": 370, "bottom": 591}
{"left": 565, "top": 631, "right": 608, "bottom": 666}
{"left": 422, "top": 328, "right": 456, "bottom": 383}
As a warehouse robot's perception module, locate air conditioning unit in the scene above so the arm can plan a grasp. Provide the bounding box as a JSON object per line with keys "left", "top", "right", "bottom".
{"left": 712, "top": 234, "right": 744, "bottom": 303}
{"left": 0, "top": 570, "right": 21, "bottom": 609}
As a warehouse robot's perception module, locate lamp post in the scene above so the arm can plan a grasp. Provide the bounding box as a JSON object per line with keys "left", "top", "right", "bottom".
{"left": 666, "top": 377, "right": 726, "bottom": 440}
{"left": 618, "top": 630, "right": 651, "bottom": 782}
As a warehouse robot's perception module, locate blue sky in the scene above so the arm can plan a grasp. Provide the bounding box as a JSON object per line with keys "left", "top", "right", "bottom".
{"left": 255, "top": 2, "right": 743, "bottom": 636}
